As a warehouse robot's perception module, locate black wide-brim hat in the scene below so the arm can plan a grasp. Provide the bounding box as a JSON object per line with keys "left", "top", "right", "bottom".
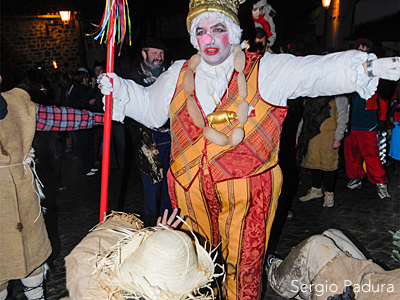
{"left": 141, "top": 37, "right": 168, "bottom": 52}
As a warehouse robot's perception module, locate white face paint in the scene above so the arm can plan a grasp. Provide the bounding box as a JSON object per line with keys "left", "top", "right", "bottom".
{"left": 195, "top": 17, "right": 231, "bottom": 66}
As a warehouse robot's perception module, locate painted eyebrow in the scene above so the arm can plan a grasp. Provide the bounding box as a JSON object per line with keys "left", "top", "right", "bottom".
{"left": 210, "top": 23, "right": 226, "bottom": 30}
{"left": 196, "top": 23, "right": 226, "bottom": 33}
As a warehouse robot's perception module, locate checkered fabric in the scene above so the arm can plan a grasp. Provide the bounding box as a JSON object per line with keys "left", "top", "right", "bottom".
{"left": 36, "top": 104, "right": 104, "bottom": 131}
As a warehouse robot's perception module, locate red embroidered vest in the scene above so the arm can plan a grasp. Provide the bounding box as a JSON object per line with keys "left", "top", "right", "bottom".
{"left": 169, "top": 52, "right": 287, "bottom": 190}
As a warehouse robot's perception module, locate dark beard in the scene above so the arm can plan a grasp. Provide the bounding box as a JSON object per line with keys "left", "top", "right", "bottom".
{"left": 143, "top": 60, "right": 164, "bottom": 77}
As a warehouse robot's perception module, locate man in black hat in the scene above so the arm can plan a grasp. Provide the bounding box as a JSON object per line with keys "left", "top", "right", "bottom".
{"left": 122, "top": 37, "right": 173, "bottom": 227}
{"left": 125, "top": 37, "right": 167, "bottom": 85}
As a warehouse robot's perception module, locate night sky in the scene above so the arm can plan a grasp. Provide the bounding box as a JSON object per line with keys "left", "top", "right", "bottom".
{"left": 2, "top": 0, "right": 321, "bottom": 36}
{"left": 2, "top": 0, "right": 336, "bottom": 56}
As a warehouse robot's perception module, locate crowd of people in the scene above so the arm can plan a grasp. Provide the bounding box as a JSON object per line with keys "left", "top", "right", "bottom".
{"left": 1, "top": 0, "right": 400, "bottom": 300}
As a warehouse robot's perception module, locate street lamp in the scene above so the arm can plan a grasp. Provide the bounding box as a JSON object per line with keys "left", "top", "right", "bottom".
{"left": 322, "top": 0, "right": 331, "bottom": 9}
{"left": 321, "top": 0, "right": 332, "bottom": 47}
{"left": 59, "top": 11, "right": 71, "bottom": 23}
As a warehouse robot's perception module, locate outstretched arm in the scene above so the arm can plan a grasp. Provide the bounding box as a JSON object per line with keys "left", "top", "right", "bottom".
{"left": 258, "top": 50, "right": 400, "bottom": 107}
{"left": 99, "top": 60, "right": 185, "bottom": 128}
{"left": 35, "top": 104, "right": 104, "bottom": 131}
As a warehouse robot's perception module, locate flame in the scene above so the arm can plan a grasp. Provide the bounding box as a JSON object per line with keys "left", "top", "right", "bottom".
{"left": 53, "top": 60, "right": 58, "bottom": 69}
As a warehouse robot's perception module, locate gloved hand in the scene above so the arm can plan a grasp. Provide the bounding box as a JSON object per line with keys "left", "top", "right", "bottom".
{"left": 98, "top": 72, "right": 122, "bottom": 97}
{"left": 98, "top": 73, "right": 129, "bottom": 122}
{"left": 372, "top": 57, "right": 400, "bottom": 81}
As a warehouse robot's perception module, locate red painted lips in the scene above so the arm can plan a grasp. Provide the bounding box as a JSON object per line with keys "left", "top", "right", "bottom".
{"left": 204, "top": 47, "right": 219, "bottom": 56}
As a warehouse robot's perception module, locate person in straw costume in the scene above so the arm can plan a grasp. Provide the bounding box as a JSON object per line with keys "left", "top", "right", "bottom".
{"left": 98, "top": 0, "right": 400, "bottom": 298}
{"left": 266, "top": 229, "right": 400, "bottom": 300}
{"left": 0, "top": 75, "right": 104, "bottom": 300}
{"left": 64, "top": 209, "right": 221, "bottom": 300}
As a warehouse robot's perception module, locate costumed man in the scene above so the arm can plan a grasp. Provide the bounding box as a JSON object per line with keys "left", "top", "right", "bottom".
{"left": 267, "top": 229, "right": 400, "bottom": 300}
{"left": 344, "top": 38, "right": 391, "bottom": 200}
{"left": 120, "top": 37, "right": 173, "bottom": 226}
{"left": 98, "top": 0, "right": 400, "bottom": 298}
{"left": 0, "top": 75, "right": 104, "bottom": 300}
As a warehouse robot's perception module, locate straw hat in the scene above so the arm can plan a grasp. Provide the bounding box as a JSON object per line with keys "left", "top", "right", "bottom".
{"left": 96, "top": 228, "right": 216, "bottom": 300}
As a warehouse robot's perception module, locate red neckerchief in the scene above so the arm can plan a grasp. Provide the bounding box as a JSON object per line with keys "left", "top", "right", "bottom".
{"left": 253, "top": 14, "right": 272, "bottom": 38}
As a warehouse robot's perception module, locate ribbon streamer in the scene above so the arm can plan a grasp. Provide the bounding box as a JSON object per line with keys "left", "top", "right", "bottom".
{"left": 86, "top": 0, "right": 131, "bottom": 56}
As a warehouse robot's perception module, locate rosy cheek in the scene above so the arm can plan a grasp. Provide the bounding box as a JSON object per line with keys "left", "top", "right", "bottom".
{"left": 221, "top": 33, "right": 229, "bottom": 47}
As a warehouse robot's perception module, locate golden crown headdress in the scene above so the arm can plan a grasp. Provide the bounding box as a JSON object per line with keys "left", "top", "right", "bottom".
{"left": 187, "top": 0, "right": 246, "bottom": 32}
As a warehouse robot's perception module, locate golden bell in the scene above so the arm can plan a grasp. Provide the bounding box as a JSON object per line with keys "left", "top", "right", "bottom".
{"left": 187, "top": 0, "right": 246, "bottom": 32}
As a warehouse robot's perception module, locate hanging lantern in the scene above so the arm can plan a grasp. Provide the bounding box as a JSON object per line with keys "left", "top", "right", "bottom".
{"left": 322, "top": 0, "right": 331, "bottom": 9}
{"left": 53, "top": 60, "right": 58, "bottom": 69}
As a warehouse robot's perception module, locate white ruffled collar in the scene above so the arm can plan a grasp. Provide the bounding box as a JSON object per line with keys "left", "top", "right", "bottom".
{"left": 196, "top": 53, "right": 234, "bottom": 77}
{"left": 195, "top": 53, "right": 235, "bottom": 101}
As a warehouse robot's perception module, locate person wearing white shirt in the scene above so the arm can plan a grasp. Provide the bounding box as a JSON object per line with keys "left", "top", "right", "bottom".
{"left": 99, "top": 1, "right": 400, "bottom": 299}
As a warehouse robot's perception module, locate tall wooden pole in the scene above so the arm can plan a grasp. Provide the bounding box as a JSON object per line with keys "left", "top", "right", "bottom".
{"left": 86, "top": 0, "right": 131, "bottom": 222}
{"left": 99, "top": 0, "right": 116, "bottom": 222}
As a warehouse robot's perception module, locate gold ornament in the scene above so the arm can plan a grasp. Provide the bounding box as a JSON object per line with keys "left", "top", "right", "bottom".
{"left": 207, "top": 111, "right": 237, "bottom": 129}
{"left": 187, "top": 0, "right": 247, "bottom": 32}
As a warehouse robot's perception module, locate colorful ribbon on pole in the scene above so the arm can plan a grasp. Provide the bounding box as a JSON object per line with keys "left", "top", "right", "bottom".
{"left": 87, "top": 0, "right": 131, "bottom": 222}
{"left": 87, "top": 0, "right": 131, "bottom": 55}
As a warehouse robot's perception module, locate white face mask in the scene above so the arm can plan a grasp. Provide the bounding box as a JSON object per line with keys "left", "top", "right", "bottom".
{"left": 195, "top": 17, "right": 231, "bottom": 66}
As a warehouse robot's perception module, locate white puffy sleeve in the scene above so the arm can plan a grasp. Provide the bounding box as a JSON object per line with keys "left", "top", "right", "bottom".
{"left": 112, "top": 60, "right": 185, "bottom": 128}
{"left": 258, "top": 50, "right": 378, "bottom": 107}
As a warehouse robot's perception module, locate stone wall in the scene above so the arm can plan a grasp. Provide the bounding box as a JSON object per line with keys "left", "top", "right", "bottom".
{"left": 1, "top": 15, "right": 85, "bottom": 90}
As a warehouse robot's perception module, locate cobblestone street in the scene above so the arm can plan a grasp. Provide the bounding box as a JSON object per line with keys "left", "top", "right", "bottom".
{"left": 6, "top": 153, "right": 400, "bottom": 300}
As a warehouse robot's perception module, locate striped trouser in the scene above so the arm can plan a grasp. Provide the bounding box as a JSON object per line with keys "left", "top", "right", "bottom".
{"left": 168, "top": 165, "right": 282, "bottom": 300}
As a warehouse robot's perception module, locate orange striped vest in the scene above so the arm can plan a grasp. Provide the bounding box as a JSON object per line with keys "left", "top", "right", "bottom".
{"left": 170, "top": 52, "right": 287, "bottom": 190}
